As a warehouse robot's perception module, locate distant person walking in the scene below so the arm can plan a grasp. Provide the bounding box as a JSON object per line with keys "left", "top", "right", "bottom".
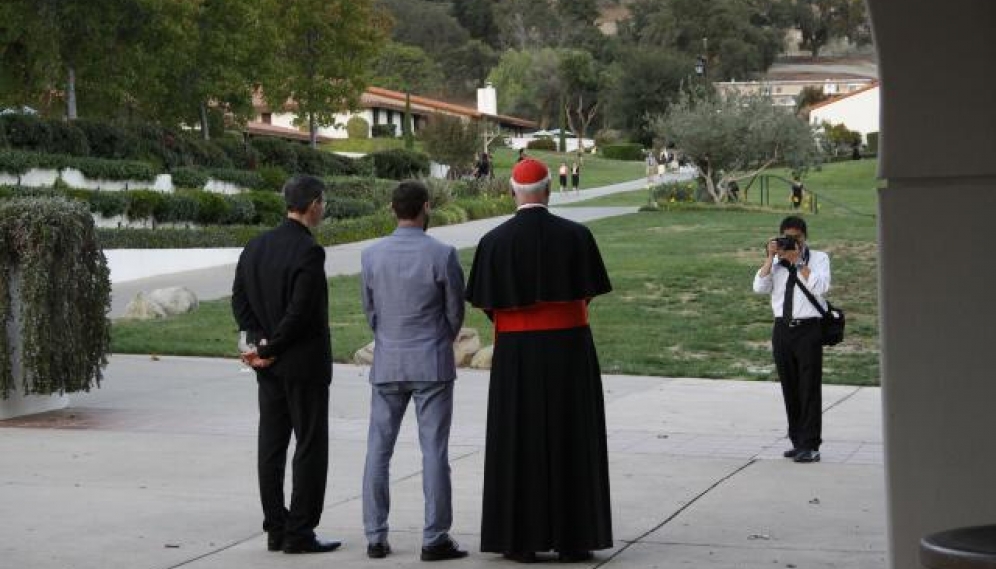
{"left": 558, "top": 162, "right": 569, "bottom": 194}
{"left": 791, "top": 176, "right": 804, "bottom": 209}
{"left": 232, "top": 175, "right": 341, "bottom": 555}
{"left": 645, "top": 153, "right": 657, "bottom": 185}
{"left": 359, "top": 180, "right": 468, "bottom": 562}
{"left": 571, "top": 160, "right": 581, "bottom": 195}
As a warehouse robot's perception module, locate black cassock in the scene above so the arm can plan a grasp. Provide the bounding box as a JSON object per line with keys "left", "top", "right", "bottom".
{"left": 466, "top": 206, "right": 613, "bottom": 554}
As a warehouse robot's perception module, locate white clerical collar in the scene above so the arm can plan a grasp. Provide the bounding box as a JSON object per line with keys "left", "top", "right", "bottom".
{"left": 516, "top": 203, "right": 548, "bottom": 211}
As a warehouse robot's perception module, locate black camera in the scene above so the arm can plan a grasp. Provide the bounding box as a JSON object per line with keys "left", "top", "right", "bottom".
{"left": 774, "top": 236, "right": 798, "bottom": 250}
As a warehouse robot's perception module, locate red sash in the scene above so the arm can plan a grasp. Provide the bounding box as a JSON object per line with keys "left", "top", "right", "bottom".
{"left": 494, "top": 301, "right": 589, "bottom": 333}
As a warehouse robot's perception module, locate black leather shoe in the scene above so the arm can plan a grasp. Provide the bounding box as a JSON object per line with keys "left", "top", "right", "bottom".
{"left": 367, "top": 542, "right": 391, "bottom": 559}
{"left": 266, "top": 532, "right": 284, "bottom": 552}
{"left": 558, "top": 550, "right": 593, "bottom": 563}
{"left": 283, "top": 537, "right": 342, "bottom": 554}
{"left": 783, "top": 448, "right": 800, "bottom": 458}
{"left": 502, "top": 551, "right": 538, "bottom": 563}
{"left": 793, "top": 449, "right": 821, "bottom": 463}
{"left": 421, "top": 538, "right": 468, "bottom": 561}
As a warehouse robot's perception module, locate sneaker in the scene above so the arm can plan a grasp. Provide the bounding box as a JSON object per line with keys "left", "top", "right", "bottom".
{"left": 793, "top": 449, "right": 821, "bottom": 463}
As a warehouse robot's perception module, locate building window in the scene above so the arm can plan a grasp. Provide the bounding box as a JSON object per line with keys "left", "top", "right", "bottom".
{"left": 261, "top": 113, "right": 272, "bottom": 124}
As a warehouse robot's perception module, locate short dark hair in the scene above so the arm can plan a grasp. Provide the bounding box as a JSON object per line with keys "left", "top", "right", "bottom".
{"left": 283, "top": 175, "right": 325, "bottom": 213}
{"left": 780, "top": 215, "right": 808, "bottom": 237}
{"left": 391, "top": 180, "right": 429, "bottom": 220}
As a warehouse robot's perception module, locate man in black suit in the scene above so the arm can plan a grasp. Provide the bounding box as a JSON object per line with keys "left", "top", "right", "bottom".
{"left": 232, "top": 175, "right": 340, "bottom": 554}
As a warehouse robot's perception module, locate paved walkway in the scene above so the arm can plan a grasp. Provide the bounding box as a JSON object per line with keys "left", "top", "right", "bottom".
{"left": 0, "top": 356, "right": 885, "bottom": 569}
{"left": 109, "top": 175, "right": 672, "bottom": 318}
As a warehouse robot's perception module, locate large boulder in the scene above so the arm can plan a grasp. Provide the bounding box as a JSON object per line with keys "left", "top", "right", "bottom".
{"left": 453, "top": 328, "right": 481, "bottom": 367}
{"left": 470, "top": 345, "right": 493, "bottom": 370}
{"left": 148, "top": 286, "right": 199, "bottom": 315}
{"left": 123, "top": 291, "right": 168, "bottom": 320}
{"left": 122, "top": 286, "right": 198, "bottom": 320}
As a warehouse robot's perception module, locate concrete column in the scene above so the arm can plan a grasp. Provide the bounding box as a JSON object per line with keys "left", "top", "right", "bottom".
{"left": 868, "top": 1, "right": 996, "bottom": 567}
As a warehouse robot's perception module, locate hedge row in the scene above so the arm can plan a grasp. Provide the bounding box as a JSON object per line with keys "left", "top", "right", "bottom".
{"left": 601, "top": 143, "right": 645, "bottom": 161}
{"left": 0, "top": 149, "right": 157, "bottom": 181}
{"left": 0, "top": 113, "right": 431, "bottom": 180}
{"left": 92, "top": 197, "right": 515, "bottom": 249}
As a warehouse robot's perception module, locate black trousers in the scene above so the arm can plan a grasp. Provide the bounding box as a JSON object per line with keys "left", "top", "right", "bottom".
{"left": 257, "top": 372, "right": 329, "bottom": 545}
{"left": 772, "top": 320, "right": 823, "bottom": 451}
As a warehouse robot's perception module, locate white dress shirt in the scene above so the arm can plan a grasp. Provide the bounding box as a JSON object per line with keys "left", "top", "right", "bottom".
{"left": 753, "top": 249, "right": 831, "bottom": 319}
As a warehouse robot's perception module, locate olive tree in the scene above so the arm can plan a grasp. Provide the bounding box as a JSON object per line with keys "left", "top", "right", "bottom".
{"left": 651, "top": 90, "right": 822, "bottom": 203}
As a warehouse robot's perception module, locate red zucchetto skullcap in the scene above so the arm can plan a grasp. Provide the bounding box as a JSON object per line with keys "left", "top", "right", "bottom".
{"left": 510, "top": 158, "right": 550, "bottom": 193}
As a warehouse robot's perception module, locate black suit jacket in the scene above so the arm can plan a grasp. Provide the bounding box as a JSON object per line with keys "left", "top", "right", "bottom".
{"left": 232, "top": 218, "right": 332, "bottom": 383}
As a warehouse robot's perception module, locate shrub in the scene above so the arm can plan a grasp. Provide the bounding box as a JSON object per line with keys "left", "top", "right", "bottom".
{"left": 527, "top": 137, "right": 557, "bottom": 151}
{"left": 0, "top": 114, "right": 51, "bottom": 151}
{"left": 363, "top": 148, "right": 430, "bottom": 179}
{"left": 371, "top": 124, "right": 397, "bottom": 138}
{"left": 207, "top": 167, "right": 265, "bottom": 189}
{"left": 0, "top": 118, "right": 7, "bottom": 148}
{"left": 594, "top": 128, "right": 622, "bottom": 149}
{"left": 222, "top": 194, "right": 257, "bottom": 225}
{"left": 429, "top": 203, "right": 468, "bottom": 226}
{"left": 47, "top": 120, "right": 90, "bottom": 156}
{"left": 191, "top": 190, "right": 229, "bottom": 224}
{"left": 171, "top": 167, "right": 209, "bottom": 189}
{"left": 258, "top": 166, "right": 288, "bottom": 192}
{"left": 454, "top": 196, "right": 515, "bottom": 220}
{"left": 215, "top": 135, "right": 261, "bottom": 170}
{"left": 294, "top": 145, "right": 334, "bottom": 176}
{"left": 601, "top": 143, "right": 645, "bottom": 161}
{"left": 866, "top": 131, "right": 879, "bottom": 155}
{"left": 324, "top": 196, "right": 377, "bottom": 220}
{"left": 346, "top": 115, "right": 370, "bottom": 139}
{"left": 244, "top": 191, "right": 285, "bottom": 225}
{"left": 74, "top": 119, "right": 137, "bottom": 160}
{"left": 651, "top": 180, "right": 699, "bottom": 204}
{"left": 0, "top": 197, "right": 110, "bottom": 398}
{"left": 156, "top": 191, "right": 200, "bottom": 223}
{"left": 85, "top": 190, "right": 128, "bottom": 218}
{"left": 321, "top": 152, "right": 359, "bottom": 176}
{"left": 252, "top": 137, "right": 299, "bottom": 172}
{"left": 71, "top": 156, "right": 157, "bottom": 182}
{"left": 125, "top": 190, "right": 167, "bottom": 222}
{"left": 324, "top": 176, "right": 395, "bottom": 205}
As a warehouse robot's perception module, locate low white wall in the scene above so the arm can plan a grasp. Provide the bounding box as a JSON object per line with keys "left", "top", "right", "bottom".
{"left": 105, "top": 248, "right": 243, "bottom": 283}
{"left": 0, "top": 168, "right": 249, "bottom": 194}
{"left": 0, "top": 391, "right": 69, "bottom": 420}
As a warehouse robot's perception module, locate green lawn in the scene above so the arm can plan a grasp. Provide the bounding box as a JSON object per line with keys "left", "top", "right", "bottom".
{"left": 489, "top": 147, "right": 645, "bottom": 189}
{"left": 112, "top": 160, "right": 880, "bottom": 385}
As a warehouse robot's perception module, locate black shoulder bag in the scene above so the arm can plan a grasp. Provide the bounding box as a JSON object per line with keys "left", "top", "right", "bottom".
{"left": 795, "top": 278, "right": 845, "bottom": 346}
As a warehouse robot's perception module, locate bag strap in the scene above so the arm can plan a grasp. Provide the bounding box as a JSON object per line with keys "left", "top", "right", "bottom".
{"left": 792, "top": 271, "right": 829, "bottom": 318}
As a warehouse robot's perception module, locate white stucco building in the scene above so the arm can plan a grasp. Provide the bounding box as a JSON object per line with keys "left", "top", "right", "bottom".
{"left": 807, "top": 82, "right": 880, "bottom": 142}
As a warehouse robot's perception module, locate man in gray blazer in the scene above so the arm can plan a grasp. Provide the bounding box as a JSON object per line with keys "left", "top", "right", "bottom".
{"left": 360, "top": 180, "right": 468, "bottom": 562}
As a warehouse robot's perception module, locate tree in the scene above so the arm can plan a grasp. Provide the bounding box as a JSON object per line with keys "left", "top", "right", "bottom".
{"left": 378, "top": 0, "right": 469, "bottom": 58}
{"left": 793, "top": 0, "right": 871, "bottom": 57}
{"left": 602, "top": 48, "right": 691, "bottom": 145}
{"left": 419, "top": 113, "right": 479, "bottom": 177}
{"left": 451, "top": 0, "right": 499, "bottom": 47}
{"left": 617, "top": 0, "right": 789, "bottom": 81}
{"left": 486, "top": 48, "right": 563, "bottom": 128}
{"left": 795, "top": 85, "right": 829, "bottom": 112}
{"left": 131, "top": 0, "right": 262, "bottom": 139}
{"left": 650, "top": 90, "right": 821, "bottom": 202}
{"left": 439, "top": 40, "right": 499, "bottom": 99}
{"left": 559, "top": 49, "right": 602, "bottom": 155}
{"left": 260, "top": 0, "right": 389, "bottom": 147}
{"left": 0, "top": 0, "right": 135, "bottom": 119}
{"left": 370, "top": 42, "right": 444, "bottom": 96}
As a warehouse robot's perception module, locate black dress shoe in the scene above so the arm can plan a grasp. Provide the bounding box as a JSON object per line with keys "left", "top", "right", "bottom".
{"left": 558, "top": 550, "right": 593, "bottom": 563}
{"left": 783, "top": 448, "right": 800, "bottom": 458}
{"left": 502, "top": 551, "right": 538, "bottom": 563}
{"left": 282, "top": 537, "right": 342, "bottom": 554}
{"left": 421, "top": 537, "right": 468, "bottom": 561}
{"left": 793, "top": 449, "right": 821, "bottom": 463}
{"left": 367, "top": 542, "right": 391, "bottom": 559}
{"left": 266, "top": 532, "right": 284, "bottom": 552}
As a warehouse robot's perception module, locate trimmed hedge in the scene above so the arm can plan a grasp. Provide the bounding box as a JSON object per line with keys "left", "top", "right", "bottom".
{"left": 324, "top": 176, "right": 395, "bottom": 205}
{"left": 346, "top": 116, "right": 370, "bottom": 139}
{"left": 526, "top": 137, "right": 557, "bottom": 151}
{"left": 324, "top": 196, "right": 377, "bottom": 220}
{"left": 170, "top": 167, "right": 209, "bottom": 189}
{"left": 360, "top": 148, "right": 430, "bottom": 179}
{"left": 0, "top": 149, "right": 156, "bottom": 181}
{"left": 371, "top": 124, "right": 396, "bottom": 138}
{"left": 601, "top": 143, "right": 644, "bottom": 161}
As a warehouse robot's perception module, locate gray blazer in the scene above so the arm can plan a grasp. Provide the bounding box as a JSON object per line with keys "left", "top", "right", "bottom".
{"left": 360, "top": 227, "right": 465, "bottom": 384}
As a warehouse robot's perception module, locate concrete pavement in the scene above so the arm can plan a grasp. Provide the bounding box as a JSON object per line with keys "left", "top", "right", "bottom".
{"left": 0, "top": 355, "right": 885, "bottom": 569}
